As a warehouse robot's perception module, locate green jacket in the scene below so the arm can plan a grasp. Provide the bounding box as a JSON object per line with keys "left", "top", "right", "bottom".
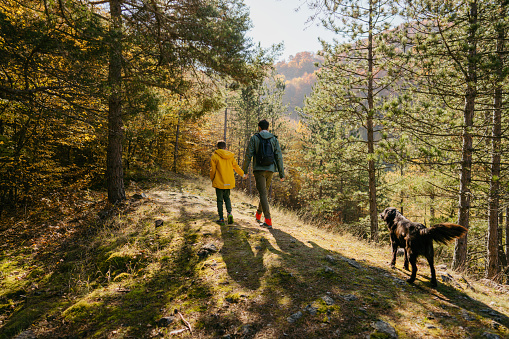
{"left": 242, "top": 130, "right": 285, "bottom": 178}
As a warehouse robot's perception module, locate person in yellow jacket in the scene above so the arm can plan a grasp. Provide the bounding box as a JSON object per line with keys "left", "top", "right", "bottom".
{"left": 210, "top": 140, "right": 244, "bottom": 225}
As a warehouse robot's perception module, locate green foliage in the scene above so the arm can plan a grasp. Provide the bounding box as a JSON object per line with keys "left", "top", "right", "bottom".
{"left": 3, "top": 0, "right": 509, "bottom": 285}
{"left": 224, "top": 68, "right": 289, "bottom": 179}
{"left": 295, "top": 0, "right": 403, "bottom": 237}
{"left": 0, "top": 0, "right": 269, "bottom": 208}
{"left": 0, "top": 0, "right": 108, "bottom": 207}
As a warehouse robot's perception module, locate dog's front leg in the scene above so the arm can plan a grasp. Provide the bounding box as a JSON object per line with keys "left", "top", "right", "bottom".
{"left": 390, "top": 241, "right": 398, "bottom": 268}
{"left": 403, "top": 248, "right": 409, "bottom": 271}
{"left": 407, "top": 251, "right": 417, "bottom": 284}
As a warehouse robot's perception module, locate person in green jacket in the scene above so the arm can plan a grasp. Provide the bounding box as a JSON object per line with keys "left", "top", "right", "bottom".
{"left": 210, "top": 140, "right": 244, "bottom": 225}
{"left": 242, "top": 119, "right": 285, "bottom": 228}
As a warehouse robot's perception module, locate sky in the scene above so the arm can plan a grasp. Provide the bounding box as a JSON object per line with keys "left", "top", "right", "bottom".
{"left": 242, "top": 0, "right": 338, "bottom": 62}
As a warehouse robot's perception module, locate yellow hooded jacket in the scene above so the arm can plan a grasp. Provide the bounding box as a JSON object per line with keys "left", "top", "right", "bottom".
{"left": 210, "top": 149, "right": 244, "bottom": 189}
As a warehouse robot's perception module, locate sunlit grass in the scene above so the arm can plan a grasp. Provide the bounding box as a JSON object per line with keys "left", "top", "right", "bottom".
{"left": 0, "top": 174, "right": 508, "bottom": 338}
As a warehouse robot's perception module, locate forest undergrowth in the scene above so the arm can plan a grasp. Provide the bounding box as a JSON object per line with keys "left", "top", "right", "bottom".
{"left": 1, "top": 172, "right": 508, "bottom": 338}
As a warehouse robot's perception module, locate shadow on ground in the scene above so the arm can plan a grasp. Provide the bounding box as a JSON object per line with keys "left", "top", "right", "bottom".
{"left": 0, "top": 193, "right": 508, "bottom": 339}
{"left": 208, "top": 218, "right": 509, "bottom": 338}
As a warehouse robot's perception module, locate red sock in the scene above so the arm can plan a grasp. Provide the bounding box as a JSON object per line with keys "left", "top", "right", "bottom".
{"left": 255, "top": 211, "right": 262, "bottom": 222}
{"left": 265, "top": 218, "right": 272, "bottom": 226}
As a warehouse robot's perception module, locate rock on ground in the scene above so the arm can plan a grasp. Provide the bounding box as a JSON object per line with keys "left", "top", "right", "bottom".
{"left": 371, "top": 320, "right": 398, "bottom": 338}
{"left": 287, "top": 311, "right": 303, "bottom": 323}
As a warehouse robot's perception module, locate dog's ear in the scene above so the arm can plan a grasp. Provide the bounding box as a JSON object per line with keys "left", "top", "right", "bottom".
{"left": 381, "top": 207, "right": 397, "bottom": 221}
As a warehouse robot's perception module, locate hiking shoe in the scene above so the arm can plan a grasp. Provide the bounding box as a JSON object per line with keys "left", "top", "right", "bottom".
{"left": 255, "top": 211, "right": 262, "bottom": 223}
{"left": 216, "top": 218, "right": 225, "bottom": 225}
{"left": 260, "top": 222, "right": 272, "bottom": 229}
{"left": 260, "top": 218, "right": 272, "bottom": 229}
{"left": 227, "top": 213, "right": 233, "bottom": 224}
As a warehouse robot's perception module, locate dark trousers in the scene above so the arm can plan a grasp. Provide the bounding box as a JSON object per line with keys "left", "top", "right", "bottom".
{"left": 215, "top": 188, "right": 231, "bottom": 219}
{"left": 254, "top": 171, "right": 273, "bottom": 219}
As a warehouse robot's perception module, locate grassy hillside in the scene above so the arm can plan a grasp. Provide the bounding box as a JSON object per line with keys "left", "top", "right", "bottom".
{"left": 1, "top": 173, "right": 508, "bottom": 338}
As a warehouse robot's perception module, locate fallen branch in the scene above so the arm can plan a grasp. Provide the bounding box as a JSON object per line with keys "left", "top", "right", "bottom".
{"left": 174, "top": 309, "right": 192, "bottom": 334}
{"left": 169, "top": 328, "right": 187, "bottom": 335}
{"left": 461, "top": 275, "right": 475, "bottom": 291}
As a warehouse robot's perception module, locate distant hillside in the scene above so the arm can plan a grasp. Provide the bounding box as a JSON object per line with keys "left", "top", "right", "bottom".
{"left": 276, "top": 52, "right": 324, "bottom": 120}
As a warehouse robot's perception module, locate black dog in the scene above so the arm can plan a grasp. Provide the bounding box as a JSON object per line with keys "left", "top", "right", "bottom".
{"left": 380, "top": 207, "right": 467, "bottom": 287}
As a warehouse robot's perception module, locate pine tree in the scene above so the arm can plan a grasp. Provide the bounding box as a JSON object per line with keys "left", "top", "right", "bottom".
{"left": 487, "top": 0, "right": 509, "bottom": 279}
{"left": 300, "top": 0, "right": 400, "bottom": 240}
{"left": 107, "top": 0, "right": 125, "bottom": 203}
{"left": 91, "top": 0, "right": 265, "bottom": 203}
{"left": 391, "top": 0, "right": 509, "bottom": 273}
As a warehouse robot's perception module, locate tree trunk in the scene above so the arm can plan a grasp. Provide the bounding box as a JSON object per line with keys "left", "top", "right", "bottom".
{"left": 173, "top": 109, "right": 181, "bottom": 173}
{"left": 319, "top": 159, "right": 323, "bottom": 199}
{"left": 506, "top": 206, "right": 509, "bottom": 265}
{"left": 224, "top": 99, "right": 228, "bottom": 142}
{"left": 367, "top": 0, "right": 378, "bottom": 242}
{"left": 499, "top": 224, "right": 507, "bottom": 268}
{"left": 487, "top": 98, "right": 501, "bottom": 278}
{"left": 430, "top": 192, "right": 435, "bottom": 220}
{"left": 499, "top": 211, "right": 507, "bottom": 268}
{"left": 107, "top": 0, "right": 126, "bottom": 204}
{"left": 487, "top": 0, "right": 504, "bottom": 278}
{"left": 452, "top": 0, "right": 477, "bottom": 271}
{"left": 400, "top": 166, "right": 404, "bottom": 215}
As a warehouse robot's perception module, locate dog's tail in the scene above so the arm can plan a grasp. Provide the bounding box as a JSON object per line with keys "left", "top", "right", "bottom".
{"left": 422, "top": 223, "right": 468, "bottom": 244}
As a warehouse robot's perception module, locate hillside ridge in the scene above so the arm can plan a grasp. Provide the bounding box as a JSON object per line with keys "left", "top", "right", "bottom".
{"left": 1, "top": 175, "right": 509, "bottom": 338}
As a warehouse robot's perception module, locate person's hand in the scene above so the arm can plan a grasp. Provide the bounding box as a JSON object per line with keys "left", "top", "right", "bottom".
{"left": 243, "top": 174, "right": 248, "bottom": 179}
{"left": 280, "top": 177, "right": 285, "bottom": 182}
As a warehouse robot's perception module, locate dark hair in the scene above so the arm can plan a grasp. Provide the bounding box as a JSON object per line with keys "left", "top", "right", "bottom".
{"left": 258, "top": 119, "right": 269, "bottom": 130}
{"left": 217, "top": 140, "right": 226, "bottom": 149}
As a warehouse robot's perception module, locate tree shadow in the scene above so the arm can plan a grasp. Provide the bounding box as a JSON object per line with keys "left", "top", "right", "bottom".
{"left": 1, "top": 199, "right": 508, "bottom": 339}
{"left": 229, "top": 226, "right": 509, "bottom": 338}
{"left": 386, "top": 256, "right": 509, "bottom": 330}
{"left": 0, "top": 202, "right": 219, "bottom": 338}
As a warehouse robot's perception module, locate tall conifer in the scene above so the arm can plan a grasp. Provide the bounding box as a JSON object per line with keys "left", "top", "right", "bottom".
{"left": 300, "top": 0, "right": 399, "bottom": 240}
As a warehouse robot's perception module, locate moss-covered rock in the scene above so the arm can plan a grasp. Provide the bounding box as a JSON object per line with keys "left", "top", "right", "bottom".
{"left": 97, "top": 252, "right": 147, "bottom": 276}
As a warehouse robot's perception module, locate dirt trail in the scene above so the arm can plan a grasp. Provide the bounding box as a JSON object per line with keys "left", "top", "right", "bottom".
{"left": 144, "top": 182, "right": 509, "bottom": 338}
{"left": 2, "top": 177, "right": 508, "bottom": 339}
